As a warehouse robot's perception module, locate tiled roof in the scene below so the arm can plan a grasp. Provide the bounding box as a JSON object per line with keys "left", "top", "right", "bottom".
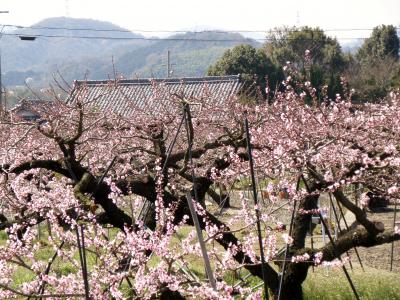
{"left": 68, "top": 75, "right": 242, "bottom": 117}
{"left": 10, "top": 99, "right": 54, "bottom": 121}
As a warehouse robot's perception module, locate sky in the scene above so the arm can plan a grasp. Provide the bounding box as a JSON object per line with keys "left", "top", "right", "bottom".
{"left": 1, "top": 0, "right": 400, "bottom": 40}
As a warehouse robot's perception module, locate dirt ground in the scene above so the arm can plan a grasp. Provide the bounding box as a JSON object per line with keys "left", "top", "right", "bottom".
{"left": 206, "top": 190, "right": 400, "bottom": 273}
{"left": 346, "top": 206, "right": 400, "bottom": 272}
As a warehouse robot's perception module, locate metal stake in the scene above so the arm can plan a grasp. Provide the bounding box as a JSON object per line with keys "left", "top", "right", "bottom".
{"left": 184, "top": 104, "right": 216, "bottom": 289}
{"left": 76, "top": 225, "right": 90, "bottom": 299}
{"left": 390, "top": 201, "right": 397, "bottom": 271}
{"left": 277, "top": 176, "right": 300, "bottom": 300}
{"left": 318, "top": 214, "right": 360, "bottom": 300}
{"left": 244, "top": 116, "right": 269, "bottom": 298}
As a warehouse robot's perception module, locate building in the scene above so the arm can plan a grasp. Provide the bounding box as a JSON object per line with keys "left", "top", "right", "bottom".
{"left": 67, "top": 75, "right": 242, "bottom": 116}
{"left": 10, "top": 99, "right": 53, "bottom": 121}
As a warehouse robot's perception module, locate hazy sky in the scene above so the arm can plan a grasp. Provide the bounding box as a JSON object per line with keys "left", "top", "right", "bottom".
{"left": 1, "top": 0, "right": 399, "bottom": 38}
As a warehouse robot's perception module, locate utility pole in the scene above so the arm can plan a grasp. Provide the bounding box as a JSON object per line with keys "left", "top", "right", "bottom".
{"left": 165, "top": 50, "right": 176, "bottom": 78}
{"left": 296, "top": 10, "right": 300, "bottom": 27}
{"left": 0, "top": 11, "right": 35, "bottom": 114}
{"left": 0, "top": 11, "right": 9, "bottom": 114}
{"left": 65, "top": 0, "right": 70, "bottom": 17}
{"left": 167, "top": 50, "right": 171, "bottom": 78}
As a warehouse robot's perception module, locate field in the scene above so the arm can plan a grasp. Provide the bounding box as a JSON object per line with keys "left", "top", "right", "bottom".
{"left": 303, "top": 267, "right": 400, "bottom": 300}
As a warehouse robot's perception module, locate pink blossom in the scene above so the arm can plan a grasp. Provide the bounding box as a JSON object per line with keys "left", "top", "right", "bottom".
{"left": 394, "top": 226, "right": 400, "bottom": 235}
{"left": 282, "top": 233, "right": 294, "bottom": 245}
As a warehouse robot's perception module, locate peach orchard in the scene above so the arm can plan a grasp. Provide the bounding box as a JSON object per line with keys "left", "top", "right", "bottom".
{"left": 0, "top": 75, "right": 399, "bottom": 299}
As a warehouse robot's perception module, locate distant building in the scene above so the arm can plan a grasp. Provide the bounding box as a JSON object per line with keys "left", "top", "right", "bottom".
{"left": 67, "top": 75, "right": 242, "bottom": 116}
{"left": 10, "top": 99, "right": 53, "bottom": 121}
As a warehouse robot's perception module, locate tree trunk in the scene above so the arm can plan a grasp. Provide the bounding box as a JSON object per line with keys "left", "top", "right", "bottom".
{"left": 278, "top": 263, "right": 309, "bottom": 300}
{"left": 207, "top": 187, "right": 230, "bottom": 208}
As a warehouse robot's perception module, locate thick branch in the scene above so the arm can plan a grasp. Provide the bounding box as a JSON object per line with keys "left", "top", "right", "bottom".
{"left": 10, "top": 160, "right": 70, "bottom": 177}
{"left": 168, "top": 138, "right": 245, "bottom": 166}
{"left": 205, "top": 212, "right": 280, "bottom": 294}
{"left": 319, "top": 227, "right": 400, "bottom": 261}
{"left": 307, "top": 166, "right": 383, "bottom": 235}
{"left": 332, "top": 189, "right": 384, "bottom": 235}
{"left": 75, "top": 172, "right": 133, "bottom": 230}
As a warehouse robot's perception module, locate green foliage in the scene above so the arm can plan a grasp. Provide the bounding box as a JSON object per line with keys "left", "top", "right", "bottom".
{"left": 346, "top": 25, "right": 400, "bottom": 102}
{"left": 136, "top": 47, "right": 228, "bottom": 78}
{"left": 346, "top": 56, "right": 400, "bottom": 102}
{"left": 91, "top": 31, "right": 258, "bottom": 79}
{"left": 207, "top": 44, "right": 271, "bottom": 77}
{"left": 264, "top": 26, "right": 346, "bottom": 99}
{"left": 265, "top": 26, "right": 346, "bottom": 72}
{"left": 207, "top": 44, "right": 282, "bottom": 99}
{"left": 357, "top": 25, "right": 399, "bottom": 61}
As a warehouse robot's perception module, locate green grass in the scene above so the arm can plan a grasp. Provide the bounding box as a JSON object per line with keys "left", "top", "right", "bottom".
{"left": 303, "top": 267, "right": 400, "bottom": 300}
{"left": 2, "top": 224, "right": 400, "bottom": 299}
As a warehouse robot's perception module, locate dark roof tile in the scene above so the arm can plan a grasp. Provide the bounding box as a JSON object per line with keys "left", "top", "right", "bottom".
{"left": 68, "top": 75, "right": 242, "bottom": 117}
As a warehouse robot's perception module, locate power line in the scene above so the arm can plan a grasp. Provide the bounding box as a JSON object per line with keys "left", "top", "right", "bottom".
{"left": 1, "top": 32, "right": 261, "bottom": 41}
{"left": 1, "top": 32, "right": 370, "bottom": 42}
{"left": 1, "top": 23, "right": 399, "bottom": 35}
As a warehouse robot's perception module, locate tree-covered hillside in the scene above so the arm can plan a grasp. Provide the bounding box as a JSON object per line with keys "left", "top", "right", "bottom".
{"left": 1, "top": 17, "right": 259, "bottom": 86}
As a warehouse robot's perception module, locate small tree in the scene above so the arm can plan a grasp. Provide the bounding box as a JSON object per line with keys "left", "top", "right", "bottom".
{"left": 357, "top": 25, "right": 399, "bottom": 61}
{"left": 208, "top": 44, "right": 282, "bottom": 100}
{"left": 264, "top": 26, "right": 346, "bottom": 99}
{"left": 346, "top": 55, "right": 400, "bottom": 102}
{"left": 348, "top": 24, "right": 400, "bottom": 102}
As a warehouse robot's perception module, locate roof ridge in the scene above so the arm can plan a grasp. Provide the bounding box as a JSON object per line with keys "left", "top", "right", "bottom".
{"left": 73, "top": 75, "right": 241, "bottom": 86}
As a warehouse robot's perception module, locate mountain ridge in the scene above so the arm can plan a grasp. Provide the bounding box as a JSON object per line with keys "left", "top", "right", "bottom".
{"left": 2, "top": 17, "right": 259, "bottom": 86}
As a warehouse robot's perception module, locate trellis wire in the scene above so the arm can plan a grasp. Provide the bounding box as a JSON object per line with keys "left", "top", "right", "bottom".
{"left": 335, "top": 194, "right": 365, "bottom": 270}
{"left": 162, "top": 111, "right": 186, "bottom": 172}
{"left": 217, "top": 181, "right": 236, "bottom": 214}
{"left": 318, "top": 214, "right": 360, "bottom": 300}
{"left": 27, "top": 241, "right": 65, "bottom": 300}
{"left": 93, "top": 156, "right": 117, "bottom": 194}
{"left": 329, "top": 194, "right": 354, "bottom": 270}
{"left": 303, "top": 179, "right": 360, "bottom": 300}
{"left": 233, "top": 273, "right": 253, "bottom": 288}
{"left": 329, "top": 193, "right": 364, "bottom": 271}
{"left": 63, "top": 162, "right": 90, "bottom": 298}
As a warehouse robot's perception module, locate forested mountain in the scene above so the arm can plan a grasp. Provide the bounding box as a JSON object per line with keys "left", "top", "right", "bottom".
{"left": 114, "top": 31, "right": 257, "bottom": 78}
{"left": 1, "top": 17, "right": 149, "bottom": 85}
{"left": 1, "top": 17, "right": 258, "bottom": 86}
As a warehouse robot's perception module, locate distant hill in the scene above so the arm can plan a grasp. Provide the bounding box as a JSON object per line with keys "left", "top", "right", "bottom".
{"left": 341, "top": 39, "right": 363, "bottom": 53}
{"left": 1, "top": 17, "right": 259, "bottom": 86}
{"left": 113, "top": 31, "right": 258, "bottom": 78}
{"left": 3, "top": 18, "right": 146, "bottom": 67}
